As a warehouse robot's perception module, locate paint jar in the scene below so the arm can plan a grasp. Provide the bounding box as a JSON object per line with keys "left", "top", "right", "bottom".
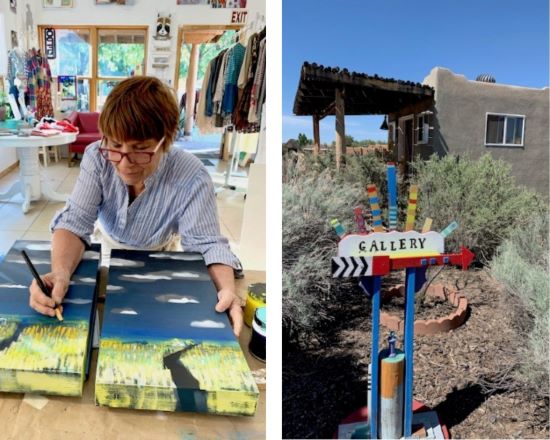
{"left": 243, "top": 282, "right": 266, "bottom": 327}
{"left": 248, "top": 306, "right": 266, "bottom": 362}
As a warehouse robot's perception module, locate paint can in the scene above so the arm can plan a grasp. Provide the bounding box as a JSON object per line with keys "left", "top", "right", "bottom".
{"left": 248, "top": 306, "right": 266, "bottom": 362}
{"left": 243, "top": 282, "right": 266, "bottom": 327}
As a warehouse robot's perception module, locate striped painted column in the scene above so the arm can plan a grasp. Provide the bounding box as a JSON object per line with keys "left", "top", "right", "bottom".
{"left": 386, "top": 164, "right": 398, "bottom": 231}
{"left": 367, "top": 184, "right": 384, "bottom": 232}
{"left": 405, "top": 185, "right": 418, "bottom": 231}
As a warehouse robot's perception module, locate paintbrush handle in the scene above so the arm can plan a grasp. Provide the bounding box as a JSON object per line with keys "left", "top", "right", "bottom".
{"left": 21, "top": 250, "right": 52, "bottom": 297}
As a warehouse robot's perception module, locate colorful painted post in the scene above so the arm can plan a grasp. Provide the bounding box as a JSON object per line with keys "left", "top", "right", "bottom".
{"left": 422, "top": 217, "right": 433, "bottom": 233}
{"left": 441, "top": 221, "right": 459, "bottom": 238}
{"left": 367, "top": 184, "right": 385, "bottom": 232}
{"left": 405, "top": 185, "right": 418, "bottom": 231}
{"left": 354, "top": 206, "right": 367, "bottom": 234}
{"left": 379, "top": 334, "right": 405, "bottom": 439}
{"left": 386, "top": 164, "right": 398, "bottom": 231}
{"left": 330, "top": 219, "right": 346, "bottom": 238}
{"left": 360, "top": 276, "right": 381, "bottom": 440}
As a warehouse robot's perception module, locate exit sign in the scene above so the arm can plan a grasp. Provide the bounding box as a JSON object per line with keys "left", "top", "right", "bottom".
{"left": 231, "top": 10, "right": 247, "bottom": 24}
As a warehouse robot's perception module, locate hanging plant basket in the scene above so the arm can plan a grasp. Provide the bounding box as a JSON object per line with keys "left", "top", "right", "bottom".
{"left": 380, "top": 283, "right": 469, "bottom": 335}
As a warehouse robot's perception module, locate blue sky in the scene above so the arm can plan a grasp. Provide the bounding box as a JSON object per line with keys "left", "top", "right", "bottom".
{"left": 282, "top": 0, "right": 549, "bottom": 142}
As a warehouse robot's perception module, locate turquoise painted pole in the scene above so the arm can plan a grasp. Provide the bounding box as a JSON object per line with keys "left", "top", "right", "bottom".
{"left": 403, "top": 268, "right": 416, "bottom": 437}
{"left": 360, "top": 276, "right": 381, "bottom": 439}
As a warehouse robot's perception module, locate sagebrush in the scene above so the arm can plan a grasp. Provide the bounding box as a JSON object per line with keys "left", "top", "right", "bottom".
{"left": 282, "top": 153, "right": 386, "bottom": 346}
{"left": 490, "top": 211, "right": 549, "bottom": 397}
{"left": 411, "top": 154, "right": 542, "bottom": 261}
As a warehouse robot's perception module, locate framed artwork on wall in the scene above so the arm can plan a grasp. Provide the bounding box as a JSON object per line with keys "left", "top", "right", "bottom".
{"left": 95, "top": 0, "right": 127, "bottom": 4}
{"left": 211, "top": 0, "right": 246, "bottom": 8}
{"left": 177, "top": 0, "right": 210, "bottom": 4}
{"left": 42, "top": 0, "right": 73, "bottom": 7}
{"left": 58, "top": 76, "right": 77, "bottom": 100}
{"left": 10, "top": 31, "right": 18, "bottom": 49}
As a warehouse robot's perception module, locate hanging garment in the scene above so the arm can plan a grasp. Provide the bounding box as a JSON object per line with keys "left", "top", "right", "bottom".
{"left": 248, "top": 38, "right": 266, "bottom": 123}
{"left": 26, "top": 49, "right": 54, "bottom": 120}
{"left": 221, "top": 42, "right": 245, "bottom": 116}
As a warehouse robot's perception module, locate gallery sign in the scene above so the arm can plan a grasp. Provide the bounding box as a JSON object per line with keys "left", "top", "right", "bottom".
{"left": 337, "top": 231, "right": 444, "bottom": 257}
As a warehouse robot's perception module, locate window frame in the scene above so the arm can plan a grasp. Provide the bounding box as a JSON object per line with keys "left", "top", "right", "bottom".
{"left": 415, "top": 112, "right": 429, "bottom": 145}
{"left": 484, "top": 112, "right": 525, "bottom": 148}
{"left": 39, "top": 25, "right": 148, "bottom": 112}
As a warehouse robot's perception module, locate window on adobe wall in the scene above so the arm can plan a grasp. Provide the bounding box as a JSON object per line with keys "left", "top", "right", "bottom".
{"left": 485, "top": 113, "right": 525, "bottom": 147}
{"left": 415, "top": 112, "right": 429, "bottom": 144}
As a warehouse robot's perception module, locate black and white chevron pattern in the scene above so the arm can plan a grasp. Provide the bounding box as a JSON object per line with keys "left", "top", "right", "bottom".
{"left": 332, "top": 256, "right": 371, "bottom": 278}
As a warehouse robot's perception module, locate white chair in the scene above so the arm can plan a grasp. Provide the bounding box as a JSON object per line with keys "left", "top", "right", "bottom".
{"left": 38, "top": 145, "right": 60, "bottom": 167}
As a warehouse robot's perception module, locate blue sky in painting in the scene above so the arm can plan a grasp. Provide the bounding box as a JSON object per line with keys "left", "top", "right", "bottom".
{"left": 101, "top": 250, "right": 236, "bottom": 343}
{"left": 283, "top": 0, "right": 549, "bottom": 142}
{"left": 0, "top": 241, "right": 97, "bottom": 321}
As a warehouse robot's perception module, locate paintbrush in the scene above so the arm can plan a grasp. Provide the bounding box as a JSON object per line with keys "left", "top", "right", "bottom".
{"left": 21, "top": 250, "right": 64, "bottom": 321}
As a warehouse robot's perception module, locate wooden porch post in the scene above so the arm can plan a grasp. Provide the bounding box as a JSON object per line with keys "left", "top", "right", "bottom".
{"left": 184, "top": 43, "right": 200, "bottom": 137}
{"left": 335, "top": 88, "right": 345, "bottom": 171}
{"left": 312, "top": 114, "right": 320, "bottom": 155}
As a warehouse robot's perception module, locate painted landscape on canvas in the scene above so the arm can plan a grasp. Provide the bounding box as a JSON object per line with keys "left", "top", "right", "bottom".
{"left": 96, "top": 250, "right": 258, "bottom": 415}
{"left": 0, "top": 241, "right": 98, "bottom": 396}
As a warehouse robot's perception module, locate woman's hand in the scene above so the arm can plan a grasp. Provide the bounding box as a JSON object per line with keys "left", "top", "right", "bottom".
{"left": 29, "top": 270, "right": 70, "bottom": 317}
{"left": 215, "top": 288, "right": 244, "bottom": 337}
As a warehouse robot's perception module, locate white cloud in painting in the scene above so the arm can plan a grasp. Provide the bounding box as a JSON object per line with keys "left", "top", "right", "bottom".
{"left": 155, "top": 294, "right": 199, "bottom": 304}
{"left": 0, "top": 284, "right": 27, "bottom": 289}
{"left": 76, "top": 277, "right": 96, "bottom": 283}
{"left": 106, "top": 285, "right": 123, "bottom": 292}
{"left": 149, "top": 253, "right": 202, "bottom": 261}
{"left": 25, "top": 243, "right": 52, "bottom": 251}
{"left": 120, "top": 274, "right": 171, "bottom": 281}
{"left": 63, "top": 298, "right": 92, "bottom": 305}
{"left": 171, "top": 271, "right": 200, "bottom": 279}
{"left": 109, "top": 258, "right": 145, "bottom": 268}
{"left": 82, "top": 251, "right": 100, "bottom": 260}
{"left": 190, "top": 320, "right": 225, "bottom": 329}
{"left": 111, "top": 308, "right": 138, "bottom": 315}
{"left": 7, "top": 258, "right": 50, "bottom": 265}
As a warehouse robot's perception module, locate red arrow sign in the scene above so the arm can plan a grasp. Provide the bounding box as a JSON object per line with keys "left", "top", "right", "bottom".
{"left": 389, "top": 247, "right": 474, "bottom": 271}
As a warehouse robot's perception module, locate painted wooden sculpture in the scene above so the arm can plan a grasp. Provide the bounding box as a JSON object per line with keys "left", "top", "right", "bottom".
{"left": 95, "top": 249, "right": 259, "bottom": 416}
{"left": 0, "top": 240, "right": 99, "bottom": 396}
{"left": 331, "top": 164, "right": 474, "bottom": 439}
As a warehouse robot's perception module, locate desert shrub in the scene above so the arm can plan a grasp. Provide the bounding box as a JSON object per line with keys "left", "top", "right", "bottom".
{"left": 283, "top": 154, "right": 370, "bottom": 346}
{"left": 490, "top": 211, "right": 549, "bottom": 397}
{"left": 411, "top": 154, "right": 542, "bottom": 261}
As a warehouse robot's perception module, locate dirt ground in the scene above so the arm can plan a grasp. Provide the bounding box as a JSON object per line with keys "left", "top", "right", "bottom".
{"left": 282, "top": 268, "right": 549, "bottom": 439}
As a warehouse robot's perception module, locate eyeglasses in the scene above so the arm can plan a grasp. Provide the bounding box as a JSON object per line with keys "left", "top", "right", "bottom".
{"left": 99, "top": 136, "right": 165, "bottom": 165}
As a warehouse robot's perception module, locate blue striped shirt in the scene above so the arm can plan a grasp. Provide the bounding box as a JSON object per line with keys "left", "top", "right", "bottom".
{"left": 50, "top": 141, "right": 240, "bottom": 269}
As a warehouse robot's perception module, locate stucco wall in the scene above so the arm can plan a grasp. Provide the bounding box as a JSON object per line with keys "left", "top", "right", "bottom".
{"left": 423, "top": 67, "right": 549, "bottom": 197}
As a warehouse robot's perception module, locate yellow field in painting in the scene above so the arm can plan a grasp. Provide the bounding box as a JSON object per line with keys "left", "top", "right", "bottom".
{"left": 0, "top": 319, "right": 88, "bottom": 396}
{"left": 96, "top": 339, "right": 259, "bottom": 415}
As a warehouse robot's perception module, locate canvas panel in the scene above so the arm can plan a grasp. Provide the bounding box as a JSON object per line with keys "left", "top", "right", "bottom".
{"left": 95, "top": 249, "right": 259, "bottom": 415}
{"left": 0, "top": 241, "right": 99, "bottom": 396}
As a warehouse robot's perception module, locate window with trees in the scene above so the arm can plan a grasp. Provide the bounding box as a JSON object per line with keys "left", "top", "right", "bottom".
{"left": 39, "top": 26, "right": 147, "bottom": 113}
